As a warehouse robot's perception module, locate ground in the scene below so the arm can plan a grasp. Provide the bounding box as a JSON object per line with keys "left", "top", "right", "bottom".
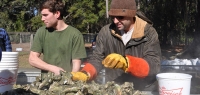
{"left": 12, "top": 43, "right": 32, "bottom": 68}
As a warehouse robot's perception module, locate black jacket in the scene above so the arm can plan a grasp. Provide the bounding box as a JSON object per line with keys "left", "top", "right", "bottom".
{"left": 88, "top": 11, "right": 161, "bottom": 90}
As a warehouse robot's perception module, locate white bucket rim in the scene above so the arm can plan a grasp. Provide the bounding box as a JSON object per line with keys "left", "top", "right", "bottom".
{"left": 1, "top": 57, "right": 18, "bottom": 59}
{"left": 0, "top": 60, "right": 18, "bottom": 62}
{"left": 0, "top": 65, "right": 18, "bottom": 67}
{"left": 0, "top": 60, "right": 18, "bottom": 64}
{"left": 0, "top": 62, "right": 18, "bottom": 66}
{"left": 0, "top": 62, "right": 18, "bottom": 63}
{"left": 2, "top": 52, "right": 19, "bottom": 54}
{"left": 1, "top": 56, "right": 18, "bottom": 58}
{"left": 0, "top": 68, "right": 18, "bottom": 70}
{"left": 1, "top": 60, "right": 18, "bottom": 61}
{"left": 0, "top": 64, "right": 18, "bottom": 66}
{"left": 0, "top": 57, "right": 18, "bottom": 62}
{"left": 156, "top": 73, "right": 192, "bottom": 80}
{"left": 1, "top": 52, "right": 19, "bottom": 58}
{"left": 0, "top": 67, "right": 18, "bottom": 68}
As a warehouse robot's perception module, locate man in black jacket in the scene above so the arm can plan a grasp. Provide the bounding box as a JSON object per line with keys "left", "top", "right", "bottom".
{"left": 71, "top": 0, "right": 161, "bottom": 91}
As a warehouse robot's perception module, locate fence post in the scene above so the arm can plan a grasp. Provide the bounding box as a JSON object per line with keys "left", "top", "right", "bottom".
{"left": 20, "top": 33, "right": 22, "bottom": 43}
{"left": 30, "top": 34, "right": 33, "bottom": 50}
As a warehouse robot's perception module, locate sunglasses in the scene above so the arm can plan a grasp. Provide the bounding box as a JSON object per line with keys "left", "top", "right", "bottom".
{"left": 110, "top": 16, "right": 124, "bottom": 20}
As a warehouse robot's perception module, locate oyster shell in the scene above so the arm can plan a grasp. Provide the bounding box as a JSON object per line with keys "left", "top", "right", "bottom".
{"left": 1, "top": 71, "right": 142, "bottom": 95}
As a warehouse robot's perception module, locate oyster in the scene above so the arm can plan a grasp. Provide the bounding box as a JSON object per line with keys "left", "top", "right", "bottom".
{"left": 1, "top": 71, "right": 142, "bottom": 95}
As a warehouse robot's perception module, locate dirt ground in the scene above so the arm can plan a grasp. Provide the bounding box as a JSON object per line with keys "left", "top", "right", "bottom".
{"left": 12, "top": 43, "right": 31, "bottom": 52}
{"left": 12, "top": 43, "right": 32, "bottom": 68}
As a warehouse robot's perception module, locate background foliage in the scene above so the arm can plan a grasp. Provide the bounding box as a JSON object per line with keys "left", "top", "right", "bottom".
{"left": 0, "top": 0, "right": 200, "bottom": 47}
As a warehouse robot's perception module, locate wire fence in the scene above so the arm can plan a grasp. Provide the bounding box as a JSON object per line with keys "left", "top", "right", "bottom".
{"left": 8, "top": 32, "right": 97, "bottom": 44}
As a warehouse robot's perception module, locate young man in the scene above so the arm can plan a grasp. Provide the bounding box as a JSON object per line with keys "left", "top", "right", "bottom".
{"left": 0, "top": 28, "right": 12, "bottom": 52}
{"left": 71, "top": 0, "right": 161, "bottom": 91}
{"left": 29, "top": 0, "right": 87, "bottom": 76}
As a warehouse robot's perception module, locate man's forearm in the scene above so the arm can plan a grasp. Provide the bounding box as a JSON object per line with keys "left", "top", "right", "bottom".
{"left": 72, "top": 59, "right": 81, "bottom": 72}
{"left": 29, "top": 51, "right": 55, "bottom": 72}
{"left": 29, "top": 56, "right": 53, "bottom": 71}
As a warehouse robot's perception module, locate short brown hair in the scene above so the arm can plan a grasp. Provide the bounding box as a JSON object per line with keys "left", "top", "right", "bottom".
{"left": 40, "top": 0, "right": 66, "bottom": 18}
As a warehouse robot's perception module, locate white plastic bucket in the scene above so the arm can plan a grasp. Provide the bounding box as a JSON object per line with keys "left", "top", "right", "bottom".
{"left": 0, "top": 62, "right": 18, "bottom": 66}
{"left": 0, "top": 58, "right": 18, "bottom": 63}
{"left": 0, "top": 52, "right": 19, "bottom": 93}
{"left": 156, "top": 73, "right": 192, "bottom": 95}
{"left": 1, "top": 52, "right": 19, "bottom": 58}
{"left": 0, "top": 65, "right": 18, "bottom": 68}
{"left": 0, "top": 68, "right": 18, "bottom": 93}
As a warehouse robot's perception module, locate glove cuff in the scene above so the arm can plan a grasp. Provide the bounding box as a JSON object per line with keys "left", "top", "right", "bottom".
{"left": 122, "top": 56, "right": 129, "bottom": 72}
{"left": 126, "top": 55, "right": 149, "bottom": 78}
{"left": 81, "top": 63, "right": 97, "bottom": 80}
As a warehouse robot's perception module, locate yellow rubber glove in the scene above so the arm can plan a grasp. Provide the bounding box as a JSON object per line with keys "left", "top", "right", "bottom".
{"left": 71, "top": 71, "right": 89, "bottom": 82}
{"left": 102, "top": 53, "right": 128, "bottom": 71}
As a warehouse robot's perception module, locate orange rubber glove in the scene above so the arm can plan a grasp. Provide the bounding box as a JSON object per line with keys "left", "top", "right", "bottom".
{"left": 71, "top": 71, "right": 89, "bottom": 82}
{"left": 102, "top": 53, "right": 128, "bottom": 71}
{"left": 102, "top": 53, "right": 149, "bottom": 78}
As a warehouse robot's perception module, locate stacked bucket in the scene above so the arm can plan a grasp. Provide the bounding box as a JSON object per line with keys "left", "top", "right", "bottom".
{"left": 0, "top": 52, "right": 19, "bottom": 93}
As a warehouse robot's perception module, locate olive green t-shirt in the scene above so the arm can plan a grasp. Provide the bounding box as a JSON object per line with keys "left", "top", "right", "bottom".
{"left": 31, "top": 26, "right": 87, "bottom": 73}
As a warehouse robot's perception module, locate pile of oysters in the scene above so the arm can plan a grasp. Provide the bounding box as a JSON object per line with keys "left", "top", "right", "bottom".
{"left": 1, "top": 71, "right": 142, "bottom": 95}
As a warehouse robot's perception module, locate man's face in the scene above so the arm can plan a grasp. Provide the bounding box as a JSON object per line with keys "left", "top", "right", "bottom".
{"left": 41, "top": 9, "right": 58, "bottom": 28}
{"left": 111, "top": 16, "right": 133, "bottom": 32}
